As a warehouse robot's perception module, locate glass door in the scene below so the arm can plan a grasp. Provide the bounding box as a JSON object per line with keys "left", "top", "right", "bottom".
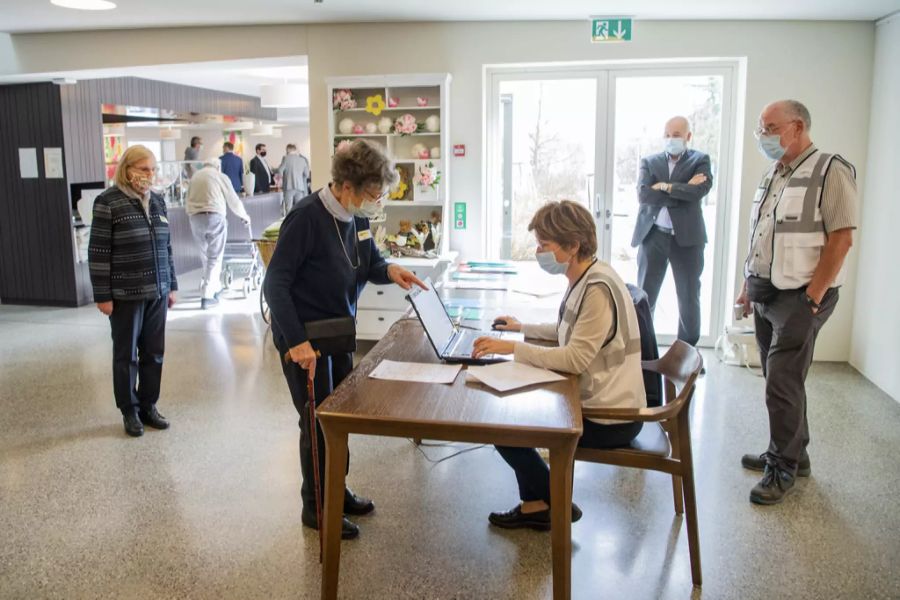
{"left": 487, "top": 63, "right": 736, "bottom": 346}
{"left": 601, "top": 68, "right": 734, "bottom": 346}
{"left": 489, "top": 72, "right": 605, "bottom": 260}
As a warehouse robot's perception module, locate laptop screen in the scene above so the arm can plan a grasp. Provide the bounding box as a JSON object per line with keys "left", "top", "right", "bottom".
{"left": 407, "top": 278, "right": 456, "bottom": 354}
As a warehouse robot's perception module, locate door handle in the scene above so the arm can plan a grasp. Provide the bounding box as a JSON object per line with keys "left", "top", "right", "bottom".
{"left": 594, "top": 194, "right": 602, "bottom": 219}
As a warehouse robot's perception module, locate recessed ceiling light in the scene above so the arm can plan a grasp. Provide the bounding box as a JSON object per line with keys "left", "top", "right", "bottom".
{"left": 50, "top": 0, "right": 117, "bottom": 11}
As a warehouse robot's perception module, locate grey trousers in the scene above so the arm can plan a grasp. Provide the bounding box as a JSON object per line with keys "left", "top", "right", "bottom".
{"left": 637, "top": 227, "right": 705, "bottom": 345}
{"left": 188, "top": 212, "right": 227, "bottom": 299}
{"left": 754, "top": 286, "right": 839, "bottom": 475}
{"left": 283, "top": 189, "right": 304, "bottom": 216}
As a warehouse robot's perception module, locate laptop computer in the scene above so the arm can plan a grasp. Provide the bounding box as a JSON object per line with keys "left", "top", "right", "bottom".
{"left": 406, "top": 277, "right": 521, "bottom": 365}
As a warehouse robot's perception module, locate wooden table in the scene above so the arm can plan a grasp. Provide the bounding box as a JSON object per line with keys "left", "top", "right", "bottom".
{"left": 317, "top": 289, "right": 583, "bottom": 599}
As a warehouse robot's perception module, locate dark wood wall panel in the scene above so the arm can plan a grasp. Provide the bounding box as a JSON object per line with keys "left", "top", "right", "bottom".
{"left": 60, "top": 77, "right": 277, "bottom": 185}
{"left": 0, "top": 83, "right": 77, "bottom": 306}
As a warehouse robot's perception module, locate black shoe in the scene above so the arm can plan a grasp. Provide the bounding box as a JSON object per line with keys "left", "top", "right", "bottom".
{"left": 200, "top": 296, "right": 220, "bottom": 310}
{"left": 123, "top": 412, "right": 144, "bottom": 437}
{"left": 138, "top": 406, "right": 170, "bottom": 430}
{"left": 750, "top": 465, "right": 796, "bottom": 505}
{"left": 343, "top": 488, "right": 375, "bottom": 516}
{"left": 488, "top": 503, "right": 582, "bottom": 531}
{"left": 741, "top": 452, "right": 810, "bottom": 477}
{"left": 301, "top": 508, "right": 359, "bottom": 540}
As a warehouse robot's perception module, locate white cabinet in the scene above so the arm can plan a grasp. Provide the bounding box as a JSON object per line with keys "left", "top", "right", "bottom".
{"left": 355, "top": 257, "right": 452, "bottom": 341}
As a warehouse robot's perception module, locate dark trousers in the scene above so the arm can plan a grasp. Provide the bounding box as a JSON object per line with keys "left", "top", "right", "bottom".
{"left": 109, "top": 297, "right": 168, "bottom": 415}
{"left": 754, "top": 287, "right": 838, "bottom": 475}
{"left": 495, "top": 420, "right": 643, "bottom": 504}
{"left": 637, "top": 227, "right": 705, "bottom": 345}
{"left": 278, "top": 350, "right": 353, "bottom": 511}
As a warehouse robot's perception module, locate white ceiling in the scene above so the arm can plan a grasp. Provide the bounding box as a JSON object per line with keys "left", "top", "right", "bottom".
{"left": 1, "top": 0, "right": 898, "bottom": 33}
{"left": 0, "top": 56, "right": 311, "bottom": 122}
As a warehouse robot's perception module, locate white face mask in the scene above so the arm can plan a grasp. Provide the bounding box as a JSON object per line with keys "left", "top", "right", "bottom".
{"left": 128, "top": 171, "right": 153, "bottom": 194}
{"left": 664, "top": 137, "right": 686, "bottom": 156}
{"left": 351, "top": 198, "right": 383, "bottom": 219}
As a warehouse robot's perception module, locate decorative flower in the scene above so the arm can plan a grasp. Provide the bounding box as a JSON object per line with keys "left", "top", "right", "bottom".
{"left": 365, "top": 94, "right": 386, "bottom": 116}
{"left": 388, "top": 97, "right": 399, "bottom": 108}
{"left": 335, "top": 139, "right": 352, "bottom": 153}
{"left": 416, "top": 97, "right": 428, "bottom": 107}
{"left": 389, "top": 179, "right": 408, "bottom": 200}
{"left": 352, "top": 124, "right": 364, "bottom": 134}
{"left": 393, "top": 114, "right": 419, "bottom": 136}
{"left": 417, "top": 147, "right": 430, "bottom": 159}
{"left": 332, "top": 89, "right": 357, "bottom": 110}
{"left": 414, "top": 161, "right": 442, "bottom": 191}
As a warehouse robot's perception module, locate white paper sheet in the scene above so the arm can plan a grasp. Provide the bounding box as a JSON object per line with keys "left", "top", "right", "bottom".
{"left": 18, "top": 148, "right": 38, "bottom": 179}
{"left": 369, "top": 359, "right": 462, "bottom": 384}
{"left": 466, "top": 361, "right": 566, "bottom": 392}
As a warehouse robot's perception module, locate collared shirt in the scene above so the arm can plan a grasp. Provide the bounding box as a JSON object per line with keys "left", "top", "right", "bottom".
{"left": 319, "top": 183, "right": 353, "bottom": 223}
{"left": 655, "top": 153, "right": 681, "bottom": 231}
{"left": 117, "top": 183, "right": 150, "bottom": 216}
{"left": 747, "top": 144, "right": 858, "bottom": 278}
{"left": 185, "top": 166, "right": 251, "bottom": 222}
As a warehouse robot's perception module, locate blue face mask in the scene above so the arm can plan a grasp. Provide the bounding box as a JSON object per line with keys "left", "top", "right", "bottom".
{"left": 664, "top": 137, "right": 686, "bottom": 156}
{"left": 536, "top": 250, "right": 569, "bottom": 275}
{"left": 757, "top": 134, "right": 786, "bottom": 161}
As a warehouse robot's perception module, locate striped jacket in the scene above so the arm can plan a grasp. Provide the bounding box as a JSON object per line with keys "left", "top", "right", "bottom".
{"left": 88, "top": 186, "right": 178, "bottom": 302}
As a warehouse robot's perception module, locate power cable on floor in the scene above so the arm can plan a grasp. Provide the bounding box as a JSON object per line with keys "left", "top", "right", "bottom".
{"left": 408, "top": 439, "right": 488, "bottom": 464}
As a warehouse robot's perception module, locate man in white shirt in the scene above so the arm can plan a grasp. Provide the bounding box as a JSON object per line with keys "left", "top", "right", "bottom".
{"left": 186, "top": 159, "right": 252, "bottom": 309}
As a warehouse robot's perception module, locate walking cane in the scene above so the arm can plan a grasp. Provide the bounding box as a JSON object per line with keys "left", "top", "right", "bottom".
{"left": 285, "top": 350, "right": 324, "bottom": 562}
{"left": 307, "top": 374, "right": 324, "bottom": 562}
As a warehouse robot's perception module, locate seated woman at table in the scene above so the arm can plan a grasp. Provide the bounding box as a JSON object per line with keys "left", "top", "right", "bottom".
{"left": 264, "top": 139, "right": 425, "bottom": 540}
{"left": 472, "top": 200, "right": 646, "bottom": 530}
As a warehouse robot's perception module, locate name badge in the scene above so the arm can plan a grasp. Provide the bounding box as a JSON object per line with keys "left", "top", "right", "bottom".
{"left": 357, "top": 229, "right": 372, "bottom": 241}
{"left": 159, "top": 215, "right": 168, "bottom": 224}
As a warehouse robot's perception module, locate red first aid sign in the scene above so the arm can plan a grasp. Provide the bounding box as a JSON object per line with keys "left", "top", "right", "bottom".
{"left": 453, "top": 144, "right": 465, "bottom": 157}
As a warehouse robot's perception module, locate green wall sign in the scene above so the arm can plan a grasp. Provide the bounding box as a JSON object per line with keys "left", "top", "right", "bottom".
{"left": 453, "top": 202, "right": 466, "bottom": 230}
{"left": 591, "top": 18, "right": 633, "bottom": 43}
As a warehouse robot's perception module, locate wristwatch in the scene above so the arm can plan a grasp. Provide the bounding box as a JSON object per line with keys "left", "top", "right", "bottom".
{"left": 803, "top": 294, "right": 820, "bottom": 309}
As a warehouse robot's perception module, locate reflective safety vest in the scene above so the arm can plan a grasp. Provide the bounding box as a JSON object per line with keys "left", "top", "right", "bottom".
{"left": 558, "top": 262, "right": 641, "bottom": 372}
{"left": 748, "top": 150, "right": 855, "bottom": 290}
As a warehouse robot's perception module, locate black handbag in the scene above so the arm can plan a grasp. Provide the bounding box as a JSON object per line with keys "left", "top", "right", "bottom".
{"left": 303, "top": 316, "right": 357, "bottom": 356}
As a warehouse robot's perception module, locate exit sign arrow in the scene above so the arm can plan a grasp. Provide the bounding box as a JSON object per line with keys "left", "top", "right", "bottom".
{"left": 591, "top": 17, "right": 633, "bottom": 43}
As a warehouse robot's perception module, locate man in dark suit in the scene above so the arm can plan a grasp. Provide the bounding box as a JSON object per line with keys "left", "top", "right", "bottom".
{"left": 631, "top": 116, "right": 713, "bottom": 346}
{"left": 219, "top": 142, "right": 244, "bottom": 195}
{"left": 249, "top": 143, "right": 274, "bottom": 194}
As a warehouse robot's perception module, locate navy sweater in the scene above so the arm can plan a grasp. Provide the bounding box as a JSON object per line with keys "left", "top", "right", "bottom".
{"left": 88, "top": 186, "right": 178, "bottom": 302}
{"left": 264, "top": 191, "right": 392, "bottom": 350}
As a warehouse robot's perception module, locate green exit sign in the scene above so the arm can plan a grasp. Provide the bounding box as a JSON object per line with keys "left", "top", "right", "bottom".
{"left": 591, "top": 17, "right": 633, "bottom": 43}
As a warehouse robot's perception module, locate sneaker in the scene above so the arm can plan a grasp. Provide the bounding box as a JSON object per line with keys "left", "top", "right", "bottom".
{"left": 742, "top": 452, "right": 811, "bottom": 477}
{"left": 749, "top": 465, "right": 796, "bottom": 505}
{"left": 200, "top": 296, "right": 220, "bottom": 310}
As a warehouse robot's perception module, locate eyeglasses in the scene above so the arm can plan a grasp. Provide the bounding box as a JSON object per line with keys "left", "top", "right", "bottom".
{"left": 130, "top": 166, "right": 159, "bottom": 175}
{"left": 753, "top": 121, "right": 795, "bottom": 139}
{"left": 363, "top": 188, "right": 388, "bottom": 202}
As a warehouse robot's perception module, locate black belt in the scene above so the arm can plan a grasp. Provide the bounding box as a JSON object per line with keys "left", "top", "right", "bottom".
{"left": 653, "top": 224, "right": 674, "bottom": 235}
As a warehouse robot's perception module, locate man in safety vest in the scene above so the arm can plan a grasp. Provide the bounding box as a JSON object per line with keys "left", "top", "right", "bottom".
{"left": 736, "top": 99, "right": 857, "bottom": 505}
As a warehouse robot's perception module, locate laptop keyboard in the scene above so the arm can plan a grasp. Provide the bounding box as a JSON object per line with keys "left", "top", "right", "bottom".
{"left": 449, "top": 329, "right": 499, "bottom": 357}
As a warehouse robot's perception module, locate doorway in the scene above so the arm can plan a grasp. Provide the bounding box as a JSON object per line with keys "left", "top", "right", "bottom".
{"left": 486, "top": 61, "right": 738, "bottom": 346}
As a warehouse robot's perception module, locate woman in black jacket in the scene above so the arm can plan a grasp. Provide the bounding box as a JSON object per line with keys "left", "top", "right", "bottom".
{"left": 264, "top": 140, "right": 425, "bottom": 540}
{"left": 88, "top": 145, "right": 178, "bottom": 437}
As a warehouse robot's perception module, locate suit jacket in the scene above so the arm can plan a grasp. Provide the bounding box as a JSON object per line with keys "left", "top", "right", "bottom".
{"left": 631, "top": 148, "right": 713, "bottom": 248}
{"left": 220, "top": 152, "right": 244, "bottom": 195}
{"left": 250, "top": 156, "right": 274, "bottom": 194}
{"left": 275, "top": 153, "right": 310, "bottom": 194}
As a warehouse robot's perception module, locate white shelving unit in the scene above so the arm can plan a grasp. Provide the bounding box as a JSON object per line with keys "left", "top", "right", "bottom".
{"left": 327, "top": 73, "right": 455, "bottom": 340}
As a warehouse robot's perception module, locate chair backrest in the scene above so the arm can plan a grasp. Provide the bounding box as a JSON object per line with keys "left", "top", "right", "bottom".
{"left": 627, "top": 283, "right": 663, "bottom": 407}
{"left": 645, "top": 340, "right": 703, "bottom": 413}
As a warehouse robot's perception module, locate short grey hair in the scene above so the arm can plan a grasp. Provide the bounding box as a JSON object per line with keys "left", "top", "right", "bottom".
{"left": 782, "top": 100, "right": 812, "bottom": 131}
{"left": 331, "top": 139, "right": 398, "bottom": 192}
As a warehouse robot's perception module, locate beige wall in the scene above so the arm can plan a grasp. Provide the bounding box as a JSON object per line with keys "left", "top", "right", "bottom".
{"left": 851, "top": 14, "right": 900, "bottom": 401}
{"left": 5, "top": 20, "right": 876, "bottom": 361}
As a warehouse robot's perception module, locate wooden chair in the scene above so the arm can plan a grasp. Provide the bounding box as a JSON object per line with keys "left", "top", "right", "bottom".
{"left": 575, "top": 340, "right": 704, "bottom": 586}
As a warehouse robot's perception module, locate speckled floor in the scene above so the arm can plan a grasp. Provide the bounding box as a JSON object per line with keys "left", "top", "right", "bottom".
{"left": 1, "top": 282, "right": 898, "bottom": 600}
